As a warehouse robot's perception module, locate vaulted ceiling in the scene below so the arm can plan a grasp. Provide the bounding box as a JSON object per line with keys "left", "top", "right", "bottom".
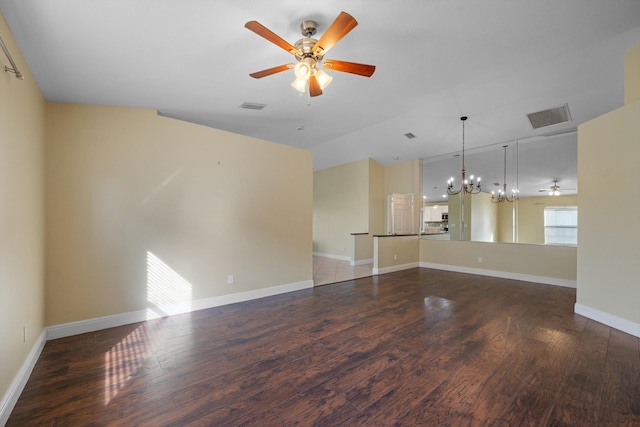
{"left": 2, "top": 0, "right": 639, "bottom": 197}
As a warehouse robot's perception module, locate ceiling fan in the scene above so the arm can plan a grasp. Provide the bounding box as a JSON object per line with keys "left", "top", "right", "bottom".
{"left": 245, "top": 11, "right": 376, "bottom": 97}
{"left": 538, "top": 180, "right": 575, "bottom": 196}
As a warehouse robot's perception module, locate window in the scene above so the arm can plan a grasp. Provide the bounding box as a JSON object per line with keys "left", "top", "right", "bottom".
{"left": 544, "top": 206, "right": 578, "bottom": 246}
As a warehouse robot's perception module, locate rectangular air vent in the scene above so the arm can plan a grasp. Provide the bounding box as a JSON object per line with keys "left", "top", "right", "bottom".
{"left": 240, "top": 102, "right": 267, "bottom": 110}
{"left": 404, "top": 132, "right": 416, "bottom": 139}
{"left": 527, "top": 103, "right": 571, "bottom": 129}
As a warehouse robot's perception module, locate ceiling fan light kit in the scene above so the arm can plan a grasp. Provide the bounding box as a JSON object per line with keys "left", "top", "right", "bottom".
{"left": 549, "top": 181, "right": 561, "bottom": 196}
{"left": 245, "top": 11, "right": 376, "bottom": 98}
{"left": 538, "top": 180, "right": 573, "bottom": 197}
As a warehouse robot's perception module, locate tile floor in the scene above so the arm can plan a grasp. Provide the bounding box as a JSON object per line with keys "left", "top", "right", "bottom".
{"left": 313, "top": 255, "right": 374, "bottom": 286}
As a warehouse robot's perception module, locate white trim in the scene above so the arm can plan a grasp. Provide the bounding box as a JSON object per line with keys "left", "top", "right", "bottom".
{"left": 350, "top": 258, "right": 373, "bottom": 266}
{"left": 313, "top": 252, "right": 350, "bottom": 261}
{"left": 46, "top": 280, "right": 313, "bottom": 340}
{"left": 373, "top": 262, "right": 420, "bottom": 275}
{"left": 0, "top": 329, "right": 47, "bottom": 426}
{"left": 419, "top": 262, "right": 576, "bottom": 288}
{"left": 47, "top": 310, "right": 149, "bottom": 340}
{"left": 575, "top": 303, "right": 640, "bottom": 338}
{"left": 190, "top": 280, "right": 313, "bottom": 312}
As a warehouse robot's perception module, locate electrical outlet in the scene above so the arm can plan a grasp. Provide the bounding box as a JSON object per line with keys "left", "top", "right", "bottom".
{"left": 23, "top": 325, "right": 28, "bottom": 342}
{"left": 394, "top": 254, "right": 398, "bottom": 260}
{"left": 228, "top": 275, "right": 234, "bottom": 285}
{"left": 477, "top": 257, "right": 483, "bottom": 263}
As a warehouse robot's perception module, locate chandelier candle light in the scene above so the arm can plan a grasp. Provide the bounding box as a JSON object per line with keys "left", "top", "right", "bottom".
{"left": 491, "top": 145, "right": 519, "bottom": 203}
{"left": 447, "top": 116, "right": 481, "bottom": 195}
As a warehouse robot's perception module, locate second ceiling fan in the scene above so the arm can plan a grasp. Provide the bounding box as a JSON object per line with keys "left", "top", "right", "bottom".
{"left": 245, "top": 11, "right": 376, "bottom": 97}
{"left": 539, "top": 180, "right": 576, "bottom": 196}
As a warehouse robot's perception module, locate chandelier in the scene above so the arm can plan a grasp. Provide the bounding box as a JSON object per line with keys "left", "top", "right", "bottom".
{"left": 491, "top": 145, "right": 519, "bottom": 203}
{"left": 447, "top": 116, "right": 481, "bottom": 195}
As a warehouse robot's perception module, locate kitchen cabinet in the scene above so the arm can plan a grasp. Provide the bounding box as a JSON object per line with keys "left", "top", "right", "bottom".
{"left": 423, "top": 204, "right": 448, "bottom": 221}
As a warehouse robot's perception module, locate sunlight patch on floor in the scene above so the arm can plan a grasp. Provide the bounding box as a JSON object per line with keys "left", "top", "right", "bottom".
{"left": 104, "top": 325, "right": 152, "bottom": 405}
{"left": 104, "top": 251, "right": 194, "bottom": 405}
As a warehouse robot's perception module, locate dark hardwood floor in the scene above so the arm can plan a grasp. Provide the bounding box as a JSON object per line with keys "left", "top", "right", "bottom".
{"left": 8, "top": 268, "right": 640, "bottom": 426}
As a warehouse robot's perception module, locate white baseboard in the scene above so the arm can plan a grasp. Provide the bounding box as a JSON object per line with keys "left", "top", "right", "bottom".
{"left": 575, "top": 303, "right": 640, "bottom": 338}
{"left": 350, "top": 258, "right": 373, "bottom": 266}
{"left": 188, "top": 280, "right": 313, "bottom": 313}
{"left": 46, "top": 279, "right": 313, "bottom": 341}
{"left": 0, "top": 329, "right": 47, "bottom": 426}
{"left": 46, "top": 310, "right": 149, "bottom": 340}
{"left": 313, "top": 252, "right": 351, "bottom": 261}
{"left": 419, "top": 262, "right": 576, "bottom": 288}
{"left": 373, "top": 262, "right": 420, "bottom": 275}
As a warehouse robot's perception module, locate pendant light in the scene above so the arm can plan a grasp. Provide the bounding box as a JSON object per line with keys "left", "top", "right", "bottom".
{"left": 491, "top": 145, "right": 519, "bottom": 203}
{"left": 447, "top": 116, "right": 481, "bottom": 195}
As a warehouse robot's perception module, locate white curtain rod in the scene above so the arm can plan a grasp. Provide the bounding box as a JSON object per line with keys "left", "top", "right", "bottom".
{"left": 0, "top": 34, "right": 24, "bottom": 80}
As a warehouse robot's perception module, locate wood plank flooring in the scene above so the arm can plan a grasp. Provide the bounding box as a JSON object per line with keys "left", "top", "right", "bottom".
{"left": 8, "top": 268, "right": 640, "bottom": 426}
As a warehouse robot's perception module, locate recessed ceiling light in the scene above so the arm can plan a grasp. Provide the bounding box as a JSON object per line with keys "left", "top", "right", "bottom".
{"left": 392, "top": 156, "right": 400, "bottom": 160}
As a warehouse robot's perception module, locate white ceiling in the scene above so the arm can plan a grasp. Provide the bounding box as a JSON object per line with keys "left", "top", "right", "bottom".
{"left": 2, "top": 0, "right": 639, "bottom": 197}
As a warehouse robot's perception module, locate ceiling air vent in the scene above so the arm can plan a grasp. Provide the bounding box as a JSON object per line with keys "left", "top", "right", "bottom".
{"left": 404, "top": 132, "right": 416, "bottom": 139}
{"left": 240, "top": 102, "right": 267, "bottom": 110}
{"left": 526, "top": 103, "right": 571, "bottom": 129}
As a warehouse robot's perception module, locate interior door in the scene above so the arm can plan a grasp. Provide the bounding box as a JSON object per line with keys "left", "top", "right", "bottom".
{"left": 388, "top": 193, "right": 414, "bottom": 235}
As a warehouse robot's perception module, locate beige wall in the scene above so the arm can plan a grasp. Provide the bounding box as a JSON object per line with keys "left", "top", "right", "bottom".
{"left": 577, "top": 99, "right": 640, "bottom": 326}
{"left": 45, "top": 103, "right": 313, "bottom": 325}
{"left": 313, "top": 158, "right": 370, "bottom": 257}
{"left": 421, "top": 240, "right": 577, "bottom": 282}
{"left": 624, "top": 41, "right": 640, "bottom": 105}
{"left": 312, "top": 157, "right": 387, "bottom": 261}
{"left": 375, "top": 236, "right": 420, "bottom": 269}
{"left": 0, "top": 13, "right": 46, "bottom": 412}
{"left": 368, "top": 159, "right": 386, "bottom": 235}
{"left": 383, "top": 160, "right": 417, "bottom": 196}
{"left": 470, "top": 192, "right": 498, "bottom": 242}
{"left": 448, "top": 192, "right": 496, "bottom": 241}
{"left": 352, "top": 234, "right": 374, "bottom": 262}
{"left": 496, "top": 200, "right": 515, "bottom": 242}
{"left": 312, "top": 158, "right": 419, "bottom": 258}
{"left": 453, "top": 193, "right": 578, "bottom": 245}
{"left": 447, "top": 193, "right": 469, "bottom": 240}
{"left": 509, "top": 195, "right": 578, "bottom": 244}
